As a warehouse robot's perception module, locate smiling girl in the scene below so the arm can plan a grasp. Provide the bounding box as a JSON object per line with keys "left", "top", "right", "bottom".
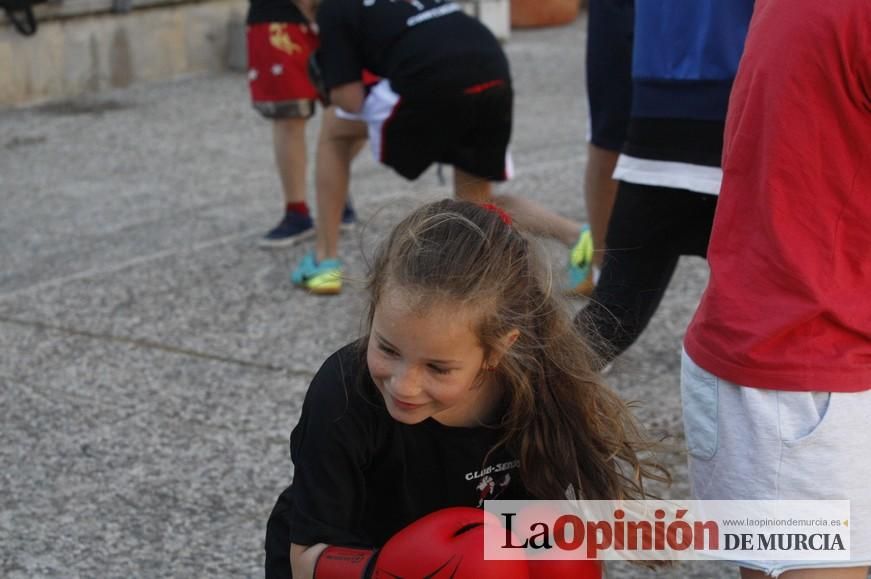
{"left": 265, "top": 199, "right": 668, "bottom": 578}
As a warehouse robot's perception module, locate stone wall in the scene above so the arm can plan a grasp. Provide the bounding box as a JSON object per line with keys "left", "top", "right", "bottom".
{"left": 0, "top": 0, "right": 508, "bottom": 107}
{"left": 0, "top": 0, "right": 247, "bottom": 105}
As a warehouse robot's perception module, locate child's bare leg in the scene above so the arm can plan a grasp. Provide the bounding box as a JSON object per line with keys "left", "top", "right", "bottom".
{"left": 453, "top": 167, "right": 582, "bottom": 246}
{"left": 273, "top": 117, "right": 308, "bottom": 206}
{"left": 314, "top": 107, "right": 367, "bottom": 262}
{"left": 452, "top": 167, "right": 492, "bottom": 203}
{"left": 496, "top": 194, "right": 583, "bottom": 247}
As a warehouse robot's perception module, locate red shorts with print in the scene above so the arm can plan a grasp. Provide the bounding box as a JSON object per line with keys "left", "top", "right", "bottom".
{"left": 247, "top": 22, "right": 319, "bottom": 119}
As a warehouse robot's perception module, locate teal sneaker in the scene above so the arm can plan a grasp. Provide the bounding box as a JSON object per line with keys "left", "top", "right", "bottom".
{"left": 291, "top": 252, "right": 342, "bottom": 294}
{"left": 567, "top": 226, "right": 594, "bottom": 297}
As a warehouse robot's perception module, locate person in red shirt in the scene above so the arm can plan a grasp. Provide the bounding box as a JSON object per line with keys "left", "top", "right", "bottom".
{"left": 682, "top": 0, "right": 871, "bottom": 576}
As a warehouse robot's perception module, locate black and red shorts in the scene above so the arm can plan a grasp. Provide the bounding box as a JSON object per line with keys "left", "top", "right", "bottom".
{"left": 247, "top": 22, "right": 319, "bottom": 119}
{"left": 339, "top": 79, "right": 513, "bottom": 182}
{"left": 385, "top": 80, "right": 513, "bottom": 181}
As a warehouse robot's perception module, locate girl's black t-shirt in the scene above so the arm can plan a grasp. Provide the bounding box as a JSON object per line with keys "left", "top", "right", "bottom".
{"left": 282, "top": 342, "right": 529, "bottom": 549}
{"left": 315, "top": 0, "right": 510, "bottom": 96}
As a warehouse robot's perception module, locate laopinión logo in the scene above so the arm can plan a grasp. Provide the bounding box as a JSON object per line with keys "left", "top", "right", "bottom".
{"left": 482, "top": 500, "right": 851, "bottom": 562}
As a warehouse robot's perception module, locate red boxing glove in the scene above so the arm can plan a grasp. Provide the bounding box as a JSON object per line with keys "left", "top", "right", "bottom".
{"left": 372, "top": 507, "right": 529, "bottom": 579}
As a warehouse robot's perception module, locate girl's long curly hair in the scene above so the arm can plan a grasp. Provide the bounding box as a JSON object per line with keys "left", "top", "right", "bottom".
{"left": 360, "top": 199, "right": 669, "bottom": 500}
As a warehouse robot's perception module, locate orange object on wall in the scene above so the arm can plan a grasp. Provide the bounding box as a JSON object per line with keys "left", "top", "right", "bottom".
{"left": 511, "top": 0, "right": 581, "bottom": 28}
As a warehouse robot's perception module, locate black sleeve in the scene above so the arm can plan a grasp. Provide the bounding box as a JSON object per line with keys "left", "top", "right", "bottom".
{"left": 316, "top": 0, "right": 365, "bottom": 89}
{"left": 285, "top": 345, "right": 378, "bottom": 548}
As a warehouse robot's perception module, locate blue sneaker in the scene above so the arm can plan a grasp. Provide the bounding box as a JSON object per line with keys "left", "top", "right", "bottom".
{"left": 567, "top": 226, "right": 594, "bottom": 297}
{"left": 340, "top": 199, "right": 357, "bottom": 231}
{"left": 258, "top": 211, "right": 314, "bottom": 248}
{"left": 291, "top": 251, "right": 343, "bottom": 294}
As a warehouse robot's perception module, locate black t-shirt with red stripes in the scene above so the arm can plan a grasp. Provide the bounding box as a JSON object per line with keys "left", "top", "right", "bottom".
{"left": 316, "top": 0, "right": 510, "bottom": 96}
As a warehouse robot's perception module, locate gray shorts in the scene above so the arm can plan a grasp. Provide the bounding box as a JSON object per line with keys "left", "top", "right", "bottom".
{"left": 681, "top": 350, "right": 871, "bottom": 576}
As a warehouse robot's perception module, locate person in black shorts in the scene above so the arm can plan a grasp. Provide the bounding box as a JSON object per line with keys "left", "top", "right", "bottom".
{"left": 290, "top": 0, "right": 589, "bottom": 296}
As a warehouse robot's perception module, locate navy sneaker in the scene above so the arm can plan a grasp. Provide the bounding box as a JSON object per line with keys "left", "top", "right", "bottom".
{"left": 340, "top": 200, "right": 357, "bottom": 231}
{"left": 258, "top": 212, "right": 314, "bottom": 248}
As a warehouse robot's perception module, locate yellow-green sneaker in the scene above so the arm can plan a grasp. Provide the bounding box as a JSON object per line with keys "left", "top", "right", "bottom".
{"left": 567, "top": 226, "right": 594, "bottom": 297}
{"left": 291, "top": 252, "right": 342, "bottom": 295}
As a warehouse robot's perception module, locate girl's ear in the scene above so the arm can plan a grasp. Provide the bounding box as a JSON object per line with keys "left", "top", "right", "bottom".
{"left": 487, "top": 329, "right": 520, "bottom": 367}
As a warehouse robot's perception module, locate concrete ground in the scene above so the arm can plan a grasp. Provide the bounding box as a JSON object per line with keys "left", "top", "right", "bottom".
{"left": 1, "top": 16, "right": 736, "bottom": 579}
